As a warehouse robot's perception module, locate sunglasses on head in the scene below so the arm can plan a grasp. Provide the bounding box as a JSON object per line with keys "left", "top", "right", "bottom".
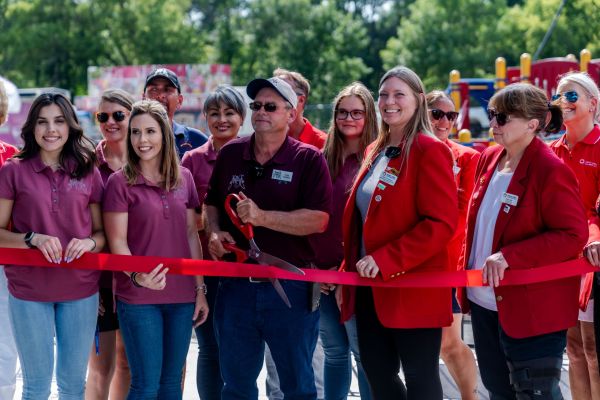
{"left": 551, "top": 90, "right": 579, "bottom": 103}
{"left": 487, "top": 109, "right": 511, "bottom": 126}
{"left": 249, "top": 101, "right": 281, "bottom": 113}
{"left": 430, "top": 109, "right": 458, "bottom": 122}
{"left": 96, "top": 111, "right": 127, "bottom": 123}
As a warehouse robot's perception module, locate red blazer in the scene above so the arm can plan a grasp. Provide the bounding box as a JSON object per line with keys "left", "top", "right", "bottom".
{"left": 340, "top": 133, "right": 458, "bottom": 328}
{"left": 458, "top": 137, "right": 588, "bottom": 338}
{"left": 447, "top": 140, "right": 480, "bottom": 270}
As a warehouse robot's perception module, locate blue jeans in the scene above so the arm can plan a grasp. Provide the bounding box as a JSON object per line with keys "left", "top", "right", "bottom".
{"left": 319, "top": 293, "right": 371, "bottom": 400}
{"left": 194, "top": 276, "right": 222, "bottom": 400}
{"left": 9, "top": 292, "right": 98, "bottom": 400}
{"left": 0, "top": 267, "right": 18, "bottom": 400}
{"left": 117, "top": 301, "right": 194, "bottom": 400}
{"left": 215, "top": 278, "right": 319, "bottom": 400}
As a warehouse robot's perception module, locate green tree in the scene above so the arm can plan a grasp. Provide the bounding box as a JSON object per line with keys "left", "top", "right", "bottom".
{"left": 215, "top": 0, "right": 371, "bottom": 103}
{"left": 381, "top": 0, "right": 507, "bottom": 90}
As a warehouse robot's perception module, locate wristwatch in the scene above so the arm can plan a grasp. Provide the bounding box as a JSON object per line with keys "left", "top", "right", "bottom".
{"left": 24, "top": 232, "right": 36, "bottom": 248}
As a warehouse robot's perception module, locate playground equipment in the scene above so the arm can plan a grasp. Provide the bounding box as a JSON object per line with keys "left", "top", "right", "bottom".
{"left": 448, "top": 49, "right": 600, "bottom": 149}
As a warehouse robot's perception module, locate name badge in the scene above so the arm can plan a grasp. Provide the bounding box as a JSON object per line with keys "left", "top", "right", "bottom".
{"left": 452, "top": 165, "right": 461, "bottom": 176}
{"left": 379, "top": 171, "right": 398, "bottom": 186}
{"left": 501, "top": 192, "right": 519, "bottom": 206}
{"left": 272, "top": 169, "right": 293, "bottom": 183}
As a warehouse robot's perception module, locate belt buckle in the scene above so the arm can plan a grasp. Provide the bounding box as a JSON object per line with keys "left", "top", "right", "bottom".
{"left": 249, "top": 277, "right": 268, "bottom": 283}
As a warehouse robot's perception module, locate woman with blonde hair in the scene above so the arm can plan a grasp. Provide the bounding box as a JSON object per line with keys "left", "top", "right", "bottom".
{"left": 317, "top": 82, "right": 376, "bottom": 400}
{"left": 103, "top": 99, "right": 209, "bottom": 399}
{"left": 550, "top": 71, "right": 600, "bottom": 400}
{"left": 340, "top": 66, "right": 458, "bottom": 399}
{"left": 426, "top": 89, "right": 479, "bottom": 400}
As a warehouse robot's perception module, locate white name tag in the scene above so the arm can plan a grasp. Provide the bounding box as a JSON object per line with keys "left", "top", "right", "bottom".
{"left": 501, "top": 192, "right": 519, "bottom": 206}
{"left": 379, "top": 171, "right": 398, "bottom": 186}
{"left": 272, "top": 169, "right": 293, "bottom": 183}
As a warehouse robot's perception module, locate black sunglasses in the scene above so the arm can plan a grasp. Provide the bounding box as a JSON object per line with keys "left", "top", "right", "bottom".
{"left": 249, "top": 102, "right": 280, "bottom": 113}
{"left": 430, "top": 109, "right": 458, "bottom": 122}
{"left": 96, "top": 111, "right": 127, "bottom": 123}
{"left": 551, "top": 90, "right": 579, "bottom": 103}
{"left": 487, "top": 109, "right": 511, "bottom": 126}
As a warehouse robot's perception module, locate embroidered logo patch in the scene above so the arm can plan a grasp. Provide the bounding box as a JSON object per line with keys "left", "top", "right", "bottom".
{"left": 227, "top": 174, "right": 246, "bottom": 191}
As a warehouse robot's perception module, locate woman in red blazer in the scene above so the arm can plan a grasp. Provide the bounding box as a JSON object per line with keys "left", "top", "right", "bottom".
{"left": 460, "top": 83, "right": 588, "bottom": 399}
{"left": 340, "top": 66, "right": 458, "bottom": 400}
{"left": 426, "top": 90, "right": 479, "bottom": 400}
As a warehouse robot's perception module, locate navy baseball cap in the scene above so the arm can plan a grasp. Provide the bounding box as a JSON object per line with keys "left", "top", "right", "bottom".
{"left": 144, "top": 68, "right": 181, "bottom": 93}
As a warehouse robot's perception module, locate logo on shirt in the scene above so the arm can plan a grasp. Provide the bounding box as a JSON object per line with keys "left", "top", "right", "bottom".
{"left": 67, "top": 178, "right": 89, "bottom": 193}
{"left": 579, "top": 159, "right": 598, "bottom": 168}
{"left": 227, "top": 174, "right": 246, "bottom": 191}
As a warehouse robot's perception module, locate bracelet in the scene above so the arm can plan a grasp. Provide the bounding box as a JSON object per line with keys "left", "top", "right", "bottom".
{"left": 130, "top": 272, "right": 143, "bottom": 288}
{"left": 195, "top": 284, "right": 207, "bottom": 295}
{"left": 88, "top": 236, "right": 97, "bottom": 251}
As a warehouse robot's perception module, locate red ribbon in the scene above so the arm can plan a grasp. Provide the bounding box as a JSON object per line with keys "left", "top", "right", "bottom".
{"left": 0, "top": 248, "right": 596, "bottom": 288}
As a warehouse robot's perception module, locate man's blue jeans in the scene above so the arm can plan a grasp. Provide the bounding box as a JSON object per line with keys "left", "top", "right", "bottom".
{"left": 9, "top": 292, "right": 98, "bottom": 400}
{"left": 117, "top": 301, "right": 194, "bottom": 400}
{"left": 215, "top": 278, "right": 319, "bottom": 400}
{"left": 319, "top": 292, "right": 371, "bottom": 400}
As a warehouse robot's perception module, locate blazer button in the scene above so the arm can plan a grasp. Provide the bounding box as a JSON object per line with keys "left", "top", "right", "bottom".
{"left": 375, "top": 195, "right": 382, "bottom": 202}
{"left": 496, "top": 295, "right": 503, "bottom": 302}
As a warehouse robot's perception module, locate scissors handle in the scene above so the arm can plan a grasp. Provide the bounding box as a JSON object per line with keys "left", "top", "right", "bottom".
{"left": 222, "top": 242, "right": 249, "bottom": 263}
{"left": 225, "top": 193, "right": 254, "bottom": 240}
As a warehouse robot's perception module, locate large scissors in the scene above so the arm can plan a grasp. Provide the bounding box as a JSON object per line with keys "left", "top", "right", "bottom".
{"left": 222, "top": 193, "right": 305, "bottom": 307}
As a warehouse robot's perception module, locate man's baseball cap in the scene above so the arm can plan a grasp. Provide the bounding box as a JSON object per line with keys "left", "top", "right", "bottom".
{"left": 144, "top": 68, "right": 181, "bottom": 93}
{"left": 246, "top": 77, "right": 298, "bottom": 109}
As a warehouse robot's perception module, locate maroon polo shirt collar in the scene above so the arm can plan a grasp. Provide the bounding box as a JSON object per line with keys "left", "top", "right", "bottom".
{"left": 242, "top": 133, "right": 292, "bottom": 166}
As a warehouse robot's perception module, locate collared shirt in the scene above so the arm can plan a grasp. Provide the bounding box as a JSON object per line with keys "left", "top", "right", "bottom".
{"left": 312, "top": 154, "right": 359, "bottom": 268}
{"left": 205, "top": 134, "right": 332, "bottom": 267}
{"left": 173, "top": 121, "right": 208, "bottom": 159}
{"left": 103, "top": 168, "right": 199, "bottom": 305}
{"left": 181, "top": 137, "right": 219, "bottom": 204}
{"left": 95, "top": 140, "right": 116, "bottom": 184}
{"left": 0, "top": 156, "right": 103, "bottom": 301}
{"left": 294, "top": 118, "right": 327, "bottom": 150}
{"left": 550, "top": 125, "right": 600, "bottom": 240}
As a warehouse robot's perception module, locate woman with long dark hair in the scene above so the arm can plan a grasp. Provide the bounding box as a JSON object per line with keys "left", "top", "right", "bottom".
{"left": 0, "top": 92, "right": 105, "bottom": 398}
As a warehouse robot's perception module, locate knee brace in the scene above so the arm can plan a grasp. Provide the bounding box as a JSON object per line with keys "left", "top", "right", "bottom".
{"left": 507, "top": 357, "right": 563, "bottom": 400}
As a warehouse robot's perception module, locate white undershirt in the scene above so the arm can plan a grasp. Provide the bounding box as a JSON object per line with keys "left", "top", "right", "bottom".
{"left": 467, "top": 168, "right": 514, "bottom": 311}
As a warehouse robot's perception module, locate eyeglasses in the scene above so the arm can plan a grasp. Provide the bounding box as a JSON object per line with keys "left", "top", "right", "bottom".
{"left": 336, "top": 109, "right": 365, "bottom": 120}
{"left": 551, "top": 91, "right": 579, "bottom": 103}
{"left": 430, "top": 109, "right": 458, "bottom": 122}
{"left": 96, "top": 111, "right": 127, "bottom": 123}
{"left": 249, "top": 102, "right": 280, "bottom": 113}
{"left": 487, "top": 109, "right": 511, "bottom": 126}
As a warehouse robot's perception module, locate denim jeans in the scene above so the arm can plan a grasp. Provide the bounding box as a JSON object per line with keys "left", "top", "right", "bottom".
{"left": 0, "top": 267, "right": 18, "bottom": 400}
{"left": 470, "top": 301, "right": 566, "bottom": 400}
{"left": 194, "top": 276, "right": 222, "bottom": 400}
{"left": 9, "top": 292, "right": 98, "bottom": 400}
{"left": 319, "top": 292, "right": 371, "bottom": 400}
{"left": 117, "top": 301, "right": 194, "bottom": 400}
{"left": 215, "top": 278, "right": 319, "bottom": 400}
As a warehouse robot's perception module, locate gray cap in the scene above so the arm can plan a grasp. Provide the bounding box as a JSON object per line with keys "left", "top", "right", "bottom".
{"left": 246, "top": 77, "right": 298, "bottom": 109}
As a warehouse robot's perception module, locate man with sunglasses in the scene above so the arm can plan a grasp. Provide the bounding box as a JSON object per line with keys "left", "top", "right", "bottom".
{"left": 143, "top": 68, "right": 208, "bottom": 159}
{"left": 205, "top": 77, "right": 332, "bottom": 400}
{"left": 274, "top": 68, "right": 327, "bottom": 150}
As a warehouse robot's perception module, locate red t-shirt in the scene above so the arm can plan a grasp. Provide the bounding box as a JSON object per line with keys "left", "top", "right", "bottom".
{"left": 294, "top": 118, "right": 327, "bottom": 150}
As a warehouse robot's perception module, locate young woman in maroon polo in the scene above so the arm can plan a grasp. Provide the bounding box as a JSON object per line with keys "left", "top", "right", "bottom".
{"left": 0, "top": 92, "right": 105, "bottom": 399}
{"left": 426, "top": 90, "right": 479, "bottom": 400}
{"left": 181, "top": 85, "right": 245, "bottom": 400}
{"left": 87, "top": 89, "right": 134, "bottom": 400}
{"left": 549, "top": 72, "right": 600, "bottom": 400}
{"left": 103, "top": 100, "right": 209, "bottom": 399}
{"left": 316, "top": 82, "right": 376, "bottom": 400}
{"left": 340, "top": 67, "right": 458, "bottom": 400}
{"left": 460, "top": 84, "right": 587, "bottom": 399}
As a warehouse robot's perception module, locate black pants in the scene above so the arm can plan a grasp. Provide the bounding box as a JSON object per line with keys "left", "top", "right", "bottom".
{"left": 470, "top": 301, "right": 566, "bottom": 400}
{"left": 355, "top": 287, "right": 443, "bottom": 400}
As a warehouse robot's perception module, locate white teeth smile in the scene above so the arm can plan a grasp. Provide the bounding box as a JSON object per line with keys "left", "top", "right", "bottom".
{"left": 384, "top": 109, "right": 401, "bottom": 113}
{"left": 138, "top": 146, "right": 151, "bottom": 151}
{"left": 43, "top": 137, "right": 61, "bottom": 142}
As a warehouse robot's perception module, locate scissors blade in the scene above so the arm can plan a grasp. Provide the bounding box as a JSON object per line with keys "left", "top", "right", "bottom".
{"left": 270, "top": 278, "right": 292, "bottom": 308}
{"left": 255, "top": 251, "right": 305, "bottom": 275}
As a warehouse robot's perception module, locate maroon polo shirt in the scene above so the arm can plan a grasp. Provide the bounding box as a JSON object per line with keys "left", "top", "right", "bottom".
{"left": 96, "top": 140, "right": 118, "bottom": 288}
{"left": 0, "top": 156, "right": 104, "bottom": 302}
{"left": 205, "top": 134, "right": 332, "bottom": 267}
{"left": 312, "top": 154, "right": 359, "bottom": 269}
{"left": 182, "top": 137, "right": 219, "bottom": 259}
{"left": 103, "top": 167, "right": 200, "bottom": 305}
